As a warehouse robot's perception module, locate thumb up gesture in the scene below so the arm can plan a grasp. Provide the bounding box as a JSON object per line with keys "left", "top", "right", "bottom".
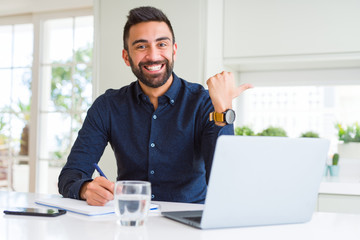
{"left": 206, "top": 71, "right": 253, "bottom": 114}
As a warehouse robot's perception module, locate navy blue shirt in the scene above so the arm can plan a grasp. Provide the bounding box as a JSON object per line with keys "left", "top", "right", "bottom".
{"left": 58, "top": 73, "right": 234, "bottom": 203}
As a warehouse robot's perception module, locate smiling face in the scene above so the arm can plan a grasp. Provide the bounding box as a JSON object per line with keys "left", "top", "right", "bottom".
{"left": 122, "top": 21, "right": 177, "bottom": 88}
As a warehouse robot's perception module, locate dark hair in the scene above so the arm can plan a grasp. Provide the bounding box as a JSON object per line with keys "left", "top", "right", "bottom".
{"left": 123, "top": 6, "right": 175, "bottom": 51}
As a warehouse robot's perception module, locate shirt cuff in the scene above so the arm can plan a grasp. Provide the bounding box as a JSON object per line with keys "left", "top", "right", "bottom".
{"left": 68, "top": 178, "right": 93, "bottom": 200}
{"left": 218, "top": 124, "right": 234, "bottom": 135}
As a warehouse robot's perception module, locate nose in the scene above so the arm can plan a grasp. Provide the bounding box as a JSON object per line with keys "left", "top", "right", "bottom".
{"left": 145, "top": 45, "right": 160, "bottom": 61}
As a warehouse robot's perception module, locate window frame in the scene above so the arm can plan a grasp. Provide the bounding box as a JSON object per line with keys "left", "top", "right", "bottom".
{"left": 0, "top": 8, "right": 94, "bottom": 192}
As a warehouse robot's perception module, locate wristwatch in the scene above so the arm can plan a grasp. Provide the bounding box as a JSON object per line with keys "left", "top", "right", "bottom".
{"left": 209, "top": 109, "right": 236, "bottom": 125}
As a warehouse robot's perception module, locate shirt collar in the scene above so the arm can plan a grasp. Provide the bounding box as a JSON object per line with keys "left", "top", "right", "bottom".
{"left": 135, "top": 72, "right": 180, "bottom": 106}
{"left": 135, "top": 81, "right": 143, "bottom": 104}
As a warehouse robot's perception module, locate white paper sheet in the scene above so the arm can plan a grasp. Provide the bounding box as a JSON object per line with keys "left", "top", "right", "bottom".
{"left": 35, "top": 195, "right": 159, "bottom": 216}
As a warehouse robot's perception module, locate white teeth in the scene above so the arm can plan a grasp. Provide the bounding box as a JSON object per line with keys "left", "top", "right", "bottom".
{"left": 146, "top": 65, "right": 162, "bottom": 71}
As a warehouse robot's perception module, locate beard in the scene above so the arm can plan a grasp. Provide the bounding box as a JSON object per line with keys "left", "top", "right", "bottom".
{"left": 128, "top": 55, "right": 174, "bottom": 88}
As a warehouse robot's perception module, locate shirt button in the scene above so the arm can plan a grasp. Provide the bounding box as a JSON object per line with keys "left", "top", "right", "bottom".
{"left": 150, "top": 143, "right": 155, "bottom": 148}
{"left": 153, "top": 115, "right": 157, "bottom": 120}
{"left": 170, "top": 99, "right": 174, "bottom": 104}
{"left": 150, "top": 170, "right": 155, "bottom": 174}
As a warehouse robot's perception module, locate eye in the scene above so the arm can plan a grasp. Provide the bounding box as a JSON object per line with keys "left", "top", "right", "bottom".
{"left": 158, "top": 42, "right": 167, "bottom": 47}
{"left": 136, "top": 45, "right": 146, "bottom": 50}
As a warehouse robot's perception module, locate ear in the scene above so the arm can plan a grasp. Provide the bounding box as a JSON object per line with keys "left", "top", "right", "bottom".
{"left": 122, "top": 49, "right": 131, "bottom": 66}
{"left": 173, "top": 43, "right": 178, "bottom": 61}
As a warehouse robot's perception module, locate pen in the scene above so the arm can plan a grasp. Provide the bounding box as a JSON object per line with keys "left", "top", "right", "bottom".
{"left": 150, "top": 204, "right": 160, "bottom": 211}
{"left": 93, "top": 163, "right": 108, "bottom": 179}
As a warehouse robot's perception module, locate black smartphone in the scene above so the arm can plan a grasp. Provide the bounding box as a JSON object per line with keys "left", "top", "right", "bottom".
{"left": 3, "top": 208, "right": 66, "bottom": 217}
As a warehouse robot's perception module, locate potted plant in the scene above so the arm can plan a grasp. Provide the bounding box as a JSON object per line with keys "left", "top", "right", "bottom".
{"left": 257, "top": 126, "right": 287, "bottom": 137}
{"left": 0, "top": 117, "right": 9, "bottom": 155}
{"left": 300, "top": 131, "right": 319, "bottom": 138}
{"left": 328, "top": 153, "right": 340, "bottom": 177}
{"left": 14, "top": 101, "right": 30, "bottom": 156}
{"left": 335, "top": 123, "right": 360, "bottom": 159}
{"left": 0, "top": 117, "right": 9, "bottom": 174}
{"left": 235, "top": 126, "right": 255, "bottom": 136}
{"left": 0, "top": 117, "right": 8, "bottom": 146}
{"left": 8, "top": 101, "right": 31, "bottom": 156}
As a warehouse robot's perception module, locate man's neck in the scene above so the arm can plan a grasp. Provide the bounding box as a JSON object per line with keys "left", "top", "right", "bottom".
{"left": 139, "top": 75, "right": 173, "bottom": 110}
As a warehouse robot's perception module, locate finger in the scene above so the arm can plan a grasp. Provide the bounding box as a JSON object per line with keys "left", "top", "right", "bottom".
{"left": 84, "top": 184, "right": 109, "bottom": 206}
{"left": 234, "top": 83, "right": 254, "bottom": 98}
{"left": 206, "top": 73, "right": 233, "bottom": 89}
{"left": 86, "top": 194, "right": 109, "bottom": 206}
{"left": 216, "top": 71, "right": 233, "bottom": 81}
{"left": 87, "top": 178, "right": 114, "bottom": 202}
{"left": 94, "top": 177, "right": 115, "bottom": 195}
{"left": 86, "top": 188, "right": 111, "bottom": 206}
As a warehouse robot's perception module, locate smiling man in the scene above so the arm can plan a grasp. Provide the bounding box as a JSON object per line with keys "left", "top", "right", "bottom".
{"left": 58, "top": 6, "right": 252, "bottom": 205}
{"left": 123, "top": 20, "right": 177, "bottom": 110}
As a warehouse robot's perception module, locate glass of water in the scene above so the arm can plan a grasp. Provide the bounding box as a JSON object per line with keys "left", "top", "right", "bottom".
{"left": 114, "top": 181, "right": 151, "bottom": 226}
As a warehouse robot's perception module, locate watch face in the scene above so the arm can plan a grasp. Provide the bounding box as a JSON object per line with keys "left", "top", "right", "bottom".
{"left": 225, "top": 109, "right": 236, "bottom": 124}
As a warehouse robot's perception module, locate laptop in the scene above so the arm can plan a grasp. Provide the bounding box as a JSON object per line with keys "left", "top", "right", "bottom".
{"left": 162, "top": 135, "right": 329, "bottom": 229}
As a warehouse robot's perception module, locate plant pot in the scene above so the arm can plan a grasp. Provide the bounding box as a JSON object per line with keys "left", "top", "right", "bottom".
{"left": 338, "top": 142, "right": 360, "bottom": 160}
{"left": 323, "top": 165, "right": 329, "bottom": 176}
{"left": 19, "top": 124, "right": 29, "bottom": 156}
{"left": 328, "top": 165, "right": 340, "bottom": 177}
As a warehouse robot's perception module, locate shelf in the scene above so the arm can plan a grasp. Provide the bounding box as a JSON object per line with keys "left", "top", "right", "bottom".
{"left": 319, "top": 177, "right": 360, "bottom": 196}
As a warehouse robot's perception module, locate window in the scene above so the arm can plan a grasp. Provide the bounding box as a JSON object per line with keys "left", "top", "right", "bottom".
{"left": 0, "top": 23, "right": 33, "bottom": 190}
{"left": 0, "top": 9, "right": 93, "bottom": 194}
{"left": 38, "top": 16, "right": 94, "bottom": 193}
{"left": 236, "top": 69, "right": 360, "bottom": 155}
{"left": 242, "top": 85, "right": 360, "bottom": 135}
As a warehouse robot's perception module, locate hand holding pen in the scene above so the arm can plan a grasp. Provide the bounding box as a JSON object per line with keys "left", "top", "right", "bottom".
{"left": 79, "top": 163, "right": 114, "bottom": 206}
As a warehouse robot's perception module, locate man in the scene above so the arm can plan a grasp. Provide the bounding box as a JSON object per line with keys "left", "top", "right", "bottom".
{"left": 58, "top": 6, "right": 252, "bottom": 205}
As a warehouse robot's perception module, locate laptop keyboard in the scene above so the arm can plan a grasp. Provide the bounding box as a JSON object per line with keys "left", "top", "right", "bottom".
{"left": 184, "top": 216, "right": 202, "bottom": 223}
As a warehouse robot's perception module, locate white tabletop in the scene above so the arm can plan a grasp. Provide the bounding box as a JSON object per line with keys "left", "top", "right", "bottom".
{"left": 1, "top": 191, "right": 360, "bottom": 240}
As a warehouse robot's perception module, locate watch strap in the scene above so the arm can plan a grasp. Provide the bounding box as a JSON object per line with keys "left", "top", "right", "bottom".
{"left": 209, "top": 112, "right": 225, "bottom": 122}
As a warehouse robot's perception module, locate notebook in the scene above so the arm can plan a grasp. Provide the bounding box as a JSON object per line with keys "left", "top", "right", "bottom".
{"left": 36, "top": 196, "right": 159, "bottom": 216}
{"left": 162, "top": 135, "right": 329, "bottom": 229}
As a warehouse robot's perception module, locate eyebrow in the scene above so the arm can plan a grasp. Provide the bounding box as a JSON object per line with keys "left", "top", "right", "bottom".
{"left": 131, "top": 37, "right": 171, "bottom": 46}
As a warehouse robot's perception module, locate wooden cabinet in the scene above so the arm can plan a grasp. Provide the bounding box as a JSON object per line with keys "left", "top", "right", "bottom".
{"left": 221, "top": 0, "right": 360, "bottom": 72}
